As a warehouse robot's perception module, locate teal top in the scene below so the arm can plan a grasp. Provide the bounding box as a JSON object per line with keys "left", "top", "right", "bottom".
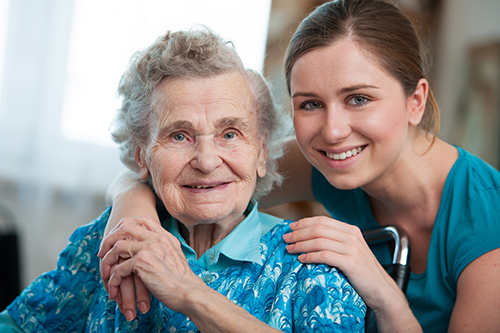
{"left": 1, "top": 202, "right": 365, "bottom": 332}
{"left": 312, "top": 146, "right": 500, "bottom": 332}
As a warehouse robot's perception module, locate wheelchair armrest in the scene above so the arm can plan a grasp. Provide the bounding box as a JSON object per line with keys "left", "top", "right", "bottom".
{"left": 363, "top": 226, "right": 410, "bottom": 266}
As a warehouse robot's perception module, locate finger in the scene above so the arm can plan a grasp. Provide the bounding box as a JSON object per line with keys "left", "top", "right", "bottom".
{"left": 297, "top": 250, "right": 348, "bottom": 266}
{"left": 290, "top": 216, "right": 355, "bottom": 232}
{"left": 98, "top": 215, "right": 159, "bottom": 258}
{"left": 285, "top": 220, "right": 362, "bottom": 245}
{"left": 101, "top": 239, "right": 141, "bottom": 280}
{"left": 108, "top": 257, "right": 135, "bottom": 300}
{"left": 134, "top": 275, "right": 151, "bottom": 314}
{"left": 120, "top": 274, "right": 138, "bottom": 321}
{"left": 116, "top": 287, "right": 123, "bottom": 312}
{"left": 286, "top": 238, "right": 354, "bottom": 256}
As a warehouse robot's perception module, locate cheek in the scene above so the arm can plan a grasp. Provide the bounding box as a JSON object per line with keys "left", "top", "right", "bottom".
{"left": 293, "top": 114, "right": 319, "bottom": 150}
{"left": 227, "top": 147, "right": 261, "bottom": 178}
{"left": 359, "top": 107, "right": 409, "bottom": 153}
{"left": 146, "top": 149, "right": 184, "bottom": 184}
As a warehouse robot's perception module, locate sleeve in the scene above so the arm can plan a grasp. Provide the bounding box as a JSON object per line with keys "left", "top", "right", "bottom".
{"left": 292, "top": 264, "right": 366, "bottom": 332}
{"left": 0, "top": 310, "right": 24, "bottom": 333}
{"left": 450, "top": 187, "right": 500, "bottom": 283}
{"left": 6, "top": 208, "right": 110, "bottom": 333}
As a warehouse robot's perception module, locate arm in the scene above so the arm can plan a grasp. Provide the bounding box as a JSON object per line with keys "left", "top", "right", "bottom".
{"left": 284, "top": 216, "right": 422, "bottom": 332}
{"left": 102, "top": 169, "right": 159, "bottom": 319}
{"left": 102, "top": 139, "right": 314, "bottom": 318}
{"left": 104, "top": 168, "right": 159, "bottom": 235}
{"left": 448, "top": 248, "right": 500, "bottom": 332}
{"left": 100, "top": 216, "right": 280, "bottom": 333}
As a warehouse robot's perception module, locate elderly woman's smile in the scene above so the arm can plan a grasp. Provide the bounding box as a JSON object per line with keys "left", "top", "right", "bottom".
{"left": 135, "top": 71, "right": 267, "bottom": 252}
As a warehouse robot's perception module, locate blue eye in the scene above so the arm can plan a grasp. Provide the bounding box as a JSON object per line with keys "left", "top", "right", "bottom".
{"left": 347, "top": 95, "right": 369, "bottom": 106}
{"left": 173, "top": 133, "right": 185, "bottom": 141}
{"left": 300, "top": 100, "right": 323, "bottom": 110}
{"left": 223, "top": 132, "right": 236, "bottom": 140}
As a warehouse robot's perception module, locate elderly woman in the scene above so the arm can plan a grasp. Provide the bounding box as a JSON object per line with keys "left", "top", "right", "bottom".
{"left": 0, "top": 29, "right": 365, "bottom": 332}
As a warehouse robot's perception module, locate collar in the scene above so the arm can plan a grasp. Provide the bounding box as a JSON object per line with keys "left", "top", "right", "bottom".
{"left": 161, "top": 200, "right": 264, "bottom": 271}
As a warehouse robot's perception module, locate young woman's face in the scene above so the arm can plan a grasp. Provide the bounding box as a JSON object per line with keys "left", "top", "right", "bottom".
{"left": 290, "top": 39, "right": 416, "bottom": 190}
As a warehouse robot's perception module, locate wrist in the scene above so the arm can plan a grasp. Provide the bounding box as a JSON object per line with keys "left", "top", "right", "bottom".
{"left": 370, "top": 278, "right": 422, "bottom": 333}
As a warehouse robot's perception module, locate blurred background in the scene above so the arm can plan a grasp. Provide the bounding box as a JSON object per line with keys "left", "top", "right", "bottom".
{"left": 0, "top": 0, "right": 499, "bottom": 309}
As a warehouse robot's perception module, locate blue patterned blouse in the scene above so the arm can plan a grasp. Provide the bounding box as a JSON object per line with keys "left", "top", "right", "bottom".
{"left": 6, "top": 207, "right": 365, "bottom": 332}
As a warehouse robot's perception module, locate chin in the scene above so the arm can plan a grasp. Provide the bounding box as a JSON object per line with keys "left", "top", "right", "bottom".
{"left": 324, "top": 175, "right": 364, "bottom": 191}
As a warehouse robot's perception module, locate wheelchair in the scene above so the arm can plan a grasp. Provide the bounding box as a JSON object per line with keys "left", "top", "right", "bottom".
{"left": 362, "top": 226, "right": 411, "bottom": 333}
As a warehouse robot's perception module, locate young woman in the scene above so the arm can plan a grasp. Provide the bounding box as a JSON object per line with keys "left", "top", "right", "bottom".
{"left": 101, "top": 1, "right": 500, "bottom": 332}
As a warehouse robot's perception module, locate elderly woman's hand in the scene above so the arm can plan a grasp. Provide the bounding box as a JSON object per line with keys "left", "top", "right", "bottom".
{"left": 99, "top": 172, "right": 160, "bottom": 319}
{"left": 99, "top": 215, "right": 203, "bottom": 320}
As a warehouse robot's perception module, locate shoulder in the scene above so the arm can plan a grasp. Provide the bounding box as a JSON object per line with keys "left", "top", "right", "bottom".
{"left": 259, "top": 219, "right": 362, "bottom": 295}
{"left": 439, "top": 148, "right": 500, "bottom": 281}
{"left": 60, "top": 207, "right": 111, "bottom": 269}
{"left": 452, "top": 148, "right": 500, "bottom": 197}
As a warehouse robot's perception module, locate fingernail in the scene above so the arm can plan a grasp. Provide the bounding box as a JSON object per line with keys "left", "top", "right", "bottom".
{"left": 283, "top": 233, "right": 291, "bottom": 241}
{"left": 139, "top": 302, "right": 148, "bottom": 314}
{"left": 286, "top": 244, "right": 294, "bottom": 252}
{"left": 125, "top": 310, "right": 135, "bottom": 321}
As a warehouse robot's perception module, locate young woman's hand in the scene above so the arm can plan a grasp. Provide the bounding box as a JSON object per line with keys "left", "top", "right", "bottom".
{"left": 284, "top": 216, "right": 422, "bottom": 332}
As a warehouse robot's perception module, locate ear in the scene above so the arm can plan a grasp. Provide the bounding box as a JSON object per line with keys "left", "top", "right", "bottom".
{"left": 134, "top": 145, "right": 149, "bottom": 181}
{"left": 408, "top": 78, "right": 428, "bottom": 127}
{"left": 257, "top": 142, "right": 268, "bottom": 178}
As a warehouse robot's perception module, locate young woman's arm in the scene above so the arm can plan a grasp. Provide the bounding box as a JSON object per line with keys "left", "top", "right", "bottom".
{"left": 105, "top": 139, "right": 313, "bottom": 232}
{"left": 449, "top": 248, "right": 500, "bottom": 332}
{"left": 102, "top": 169, "right": 159, "bottom": 317}
{"left": 101, "top": 139, "right": 316, "bottom": 318}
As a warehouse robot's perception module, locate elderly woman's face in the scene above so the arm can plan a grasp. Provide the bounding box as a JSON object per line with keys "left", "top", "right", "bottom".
{"left": 136, "top": 71, "right": 267, "bottom": 228}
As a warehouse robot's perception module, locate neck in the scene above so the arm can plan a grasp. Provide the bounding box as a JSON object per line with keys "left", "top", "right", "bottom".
{"left": 179, "top": 214, "right": 245, "bottom": 259}
{"left": 363, "top": 136, "right": 458, "bottom": 231}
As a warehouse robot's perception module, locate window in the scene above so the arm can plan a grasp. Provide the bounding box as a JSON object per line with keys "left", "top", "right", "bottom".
{"left": 61, "top": 0, "right": 271, "bottom": 147}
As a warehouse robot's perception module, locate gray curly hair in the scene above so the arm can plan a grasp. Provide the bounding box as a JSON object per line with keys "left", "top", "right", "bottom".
{"left": 111, "top": 28, "right": 288, "bottom": 199}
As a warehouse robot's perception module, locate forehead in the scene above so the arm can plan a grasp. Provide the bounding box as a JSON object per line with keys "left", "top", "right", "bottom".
{"left": 152, "top": 71, "right": 255, "bottom": 125}
{"left": 290, "top": 39, "right": 395, "bottom": 92}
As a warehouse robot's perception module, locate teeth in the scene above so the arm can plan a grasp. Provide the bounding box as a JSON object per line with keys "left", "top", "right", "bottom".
{"left": 188, "top": 185, "right": 215, "bottom": 189}
{"left": 326, "top": 147, "right": 363, "bottom": 161}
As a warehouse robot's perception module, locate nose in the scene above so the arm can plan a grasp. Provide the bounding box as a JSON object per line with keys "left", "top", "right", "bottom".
{"left": 189, "top": 136, "right": 223, "bottom": 173}
{"left": 321, "top": 107, "right": 352, "bottom": 144}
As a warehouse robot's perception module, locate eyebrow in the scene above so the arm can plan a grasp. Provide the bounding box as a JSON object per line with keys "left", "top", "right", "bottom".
{"left": 338, "top": 84, "right": 379, "bottom": 94}
{"left": 156, "top": 117, "right": 250, "bottom": 140}
{"left": 215, "top": 117, "right": 250, "bottom": 132}
{"left": 292, "top": 84, "right": 380, "bottom": 98}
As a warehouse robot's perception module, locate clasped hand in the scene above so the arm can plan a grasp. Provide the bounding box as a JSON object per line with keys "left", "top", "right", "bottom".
{"left": 98, "top": 214, "right": 203, "bottom": 321}
{"left": 98, "top": 214, "right": 404, "bottom": 323}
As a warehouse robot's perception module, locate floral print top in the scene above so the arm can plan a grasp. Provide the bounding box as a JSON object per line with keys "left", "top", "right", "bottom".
{"left": 7, "top": 207, "right": 365, "bottom": 332}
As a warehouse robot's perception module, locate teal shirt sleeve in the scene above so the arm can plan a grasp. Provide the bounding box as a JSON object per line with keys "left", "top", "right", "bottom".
{"left": 0, "top": 310, "right": 23, "bottom": 333}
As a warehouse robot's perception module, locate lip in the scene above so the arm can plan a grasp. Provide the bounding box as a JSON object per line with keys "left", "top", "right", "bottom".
{"left": 182, "top": 181, "right": 231, "bottom": 191}
{"left": 317, "top": 144, "right": 367, "bottom": 168}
